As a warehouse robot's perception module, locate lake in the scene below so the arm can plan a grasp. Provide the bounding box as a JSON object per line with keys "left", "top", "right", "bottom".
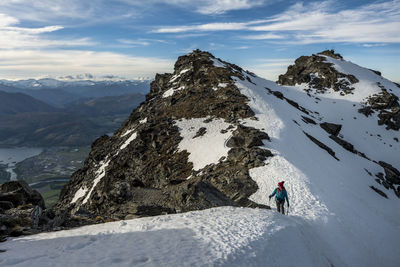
{"left": 0, "top": 147, "right": 43, "bottom": 181}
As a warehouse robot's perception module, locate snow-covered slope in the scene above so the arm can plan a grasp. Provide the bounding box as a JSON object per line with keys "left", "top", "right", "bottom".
{"left": 2, "top": 207, "right": 346, "bottom": 267}
{"left": 2, "top": 51, "right": 399, "bottom": 266}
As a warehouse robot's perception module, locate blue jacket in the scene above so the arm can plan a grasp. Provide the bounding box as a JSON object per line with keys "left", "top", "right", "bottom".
{"left": 269, "top": 187, "right": 289, "bottom": 205}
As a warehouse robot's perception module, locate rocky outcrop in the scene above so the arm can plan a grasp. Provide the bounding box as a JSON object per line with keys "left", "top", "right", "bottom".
{"left": 0, "top": 181, "right": 50, "bottom": 240}
{"left": 54, "top": 50, "right": 272, "bottom": 222}
{"left": 374, "top": 161, "right": 400, "bottom": 198}
{"left": 358, "top": 86, "right": 400, "bottom": 131}
{"left": 303, "top": 131, "right": 339, "bottom": 161}
{"left": 320, "top": 122, "right": 342, "bottom": 136}
{"left": 278, "top": 50, "right": 358, "bottom": 95}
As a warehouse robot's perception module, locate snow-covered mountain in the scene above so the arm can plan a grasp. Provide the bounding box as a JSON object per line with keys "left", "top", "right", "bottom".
{"left": 0, "top": 77, "right": 151, "bottom": 90}
{"left": 0, "top": 78, "right": 151, "bottom": 107}
{"left": 2, "top": 50, "right": 399, "bottom": 266}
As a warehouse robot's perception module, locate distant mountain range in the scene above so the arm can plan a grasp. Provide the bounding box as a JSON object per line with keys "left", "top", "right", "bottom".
{"left": 0, "top": 90, "right": 57, "bottom": 117}
{"left": 0, "top": 78, "right": 148, "bottom": 147}
{"left": 0, "top": 78, "right": 151, "bottom": 107}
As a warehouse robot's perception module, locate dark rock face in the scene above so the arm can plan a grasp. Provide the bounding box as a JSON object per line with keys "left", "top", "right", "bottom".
{"left": 320, "top": 122, "right": 342, "bottom": 136}
{"left": 0, "top": 181, "right": 45, "bottom": 209}
{"left": 370, "top": 186, "right": 388, "bottom": 198}
{"left": 0, "top": 181, "right": 49, "bottom": 240}
{"left": 278, "top": 50, "right": 358, "bottom": 95}
{"left": 358, "top": 87, "right": 400, "bottom": 131}
{"left": 303, "top": 131, "right": 339, "bottom": 161}
{"left": 372, "top": 161, "right": 400, "bottom": 198}
{"left": 54, "top": 50, "right": 272, "bottom": 222}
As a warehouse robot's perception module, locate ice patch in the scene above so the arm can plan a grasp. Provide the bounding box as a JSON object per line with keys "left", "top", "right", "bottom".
{"left": 82, "top": 158, "right": 111, "bottom": 204}
{"left": 70, "top": 187, "right": 88, "bottom": 204}
{"left": 163, "top": 88, "right": 175, "bottom": 98}
{"left": 180, "top": 68, "right": 190, "bottom": 74}
{"left": 175, "top": 118, "right": 236, "bottom": 171}
{"left": 163, "top": 86, "right": 185, "bottom": 98}
{"left": 120, "top": 132, "right": 137, "bottom": 150}
{"left": 139, "top": 117, "right": 147, "bottom": 124}
{"left": 218, "top": 83, "right": 228, "bottom": 88}
{"left": 211, "top": 58, "right": 226, "bottom": 68}
{"left": 121, "top": 128, "right": 135, "bottom": 137}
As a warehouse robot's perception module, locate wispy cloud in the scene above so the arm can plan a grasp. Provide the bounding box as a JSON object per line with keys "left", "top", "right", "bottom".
{"left": 190, "top": 0, "right": 266, "bottom": 15}
{"left": 0, "top": 13, "right": 95, "bottom": 49}
{"left": 117, "top": 39, "right": 150, "bottom": 46}
{"left": 249, "top": 0, "right": 400, "bottom": 44}
{"left": 242, "top": 33, "right": 284, "bottom": 40}
{"left": 153, "top": 0, "right": 400, "bottom": 44}
{"left": 0, "top": 49, "right": 174, "bottom": 79}
{"left": 153, "top": 22, "right": 250, "bottom": 33}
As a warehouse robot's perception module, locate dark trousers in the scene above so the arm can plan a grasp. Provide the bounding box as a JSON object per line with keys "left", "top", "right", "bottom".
{"left": 276, "top": 200, "right": 285, "bottom": 214}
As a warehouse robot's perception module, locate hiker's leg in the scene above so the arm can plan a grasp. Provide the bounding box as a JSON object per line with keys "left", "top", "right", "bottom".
{"left": 276, "top": 201, "right": 280, "bottom": 213}
{"left": 281, "top": 203, "right": 285, "bottom": 214}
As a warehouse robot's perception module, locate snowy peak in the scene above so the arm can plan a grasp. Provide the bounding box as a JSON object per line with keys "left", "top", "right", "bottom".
{"left": 278, "top": 50, "right": 400, "bottom": 131}
{"left": 55, "top": 50, "right": 273, "bottom": 220}
{"left": 278, "top": 50, "right": 359, "bottom": 95}
{"left": 0, "top": 77, "right": 151, "bottom": 90}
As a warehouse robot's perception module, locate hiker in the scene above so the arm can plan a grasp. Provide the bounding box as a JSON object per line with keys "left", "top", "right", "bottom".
{"left": 269, "top": 181, "right": 289, "bottom": 214}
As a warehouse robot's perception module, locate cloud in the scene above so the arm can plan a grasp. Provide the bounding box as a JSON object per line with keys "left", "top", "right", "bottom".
{"left": 153, "top": 0, "right": 400, "bottom": 44}
{"left": 117, "top": 39, "right": 150, "bottom": 46}
{"left": 0, "top": 12, "right": 95, "bottom": 49}
{"left": 0, "top": 49, "right": 174, "bottom": 79}
{"left": 250, "top": 0, "right": 400, "bottom": 44}
{"left": 193, "top": 0, "right": 266, "bottom": 15}
{"left": 153, "top": 22, "right": 250, "bottom": 33}
{"left": 242, "top": 33, "right": 284, "bottom": 40}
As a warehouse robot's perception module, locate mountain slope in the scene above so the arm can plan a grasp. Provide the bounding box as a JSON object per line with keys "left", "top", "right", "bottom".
{"left": 0, "top": 90, "right": 56, "bottom": 117}
{"left": 0, "top": 79, "right": 151, "bottom": 107}
{"left": 5, "top": 50, "right": 399, "bottom": 266}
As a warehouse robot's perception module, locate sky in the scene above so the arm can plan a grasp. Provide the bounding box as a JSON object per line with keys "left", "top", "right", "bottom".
{"left": 0, "top": 0, "right": 399, "bottom": 82}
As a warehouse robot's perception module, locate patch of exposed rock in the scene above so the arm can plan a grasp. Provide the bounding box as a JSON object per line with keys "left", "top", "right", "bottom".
{"left": 0, "top": 181, "right": 52, "bottom": 241}
{"left": 278, "top": 50, "right": 358, "bottom": 95}
{"left": 358, "top": 86, "right": 400, "bottom": 131}
{"left": 54, "top": 50, "right": 272, "bottom": 222}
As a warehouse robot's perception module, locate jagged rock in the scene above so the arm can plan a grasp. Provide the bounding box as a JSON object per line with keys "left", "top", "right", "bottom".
{"left": 370, "top": 186, "right": 388, "bottom": 198}
{"left": 303, "top": 131, "right": 339, "bottom": 161}
{"left": 301, "top": 116, "right": 317, "bottom": 125}
{"left": 0, "top": 181, "right": 49, "bottom": 240}
{"left": 0, "top": 181, "right": 45, "bottom": 209}
{"left": 318, "top": 50, "right": 343, "bottom": 60}
{"left": 226, "top": 125, "right": 270, "bottom": 148}
{"left": 359, "top": 87, "right": 400, "bottom": 131}
{"left": 278, "top": 50, "right": 358, "bottom": 95}
{"left": 379, "top": 161, "right": 400, "bottom": 185}
{"left": 320, "top": 122, "right": 342, "bottom": 136}
{"left": 329, "top": 135, "right": 355, "bottom": 153}
{"left": 54, "top": 50, "right": 272, "bottom": 222}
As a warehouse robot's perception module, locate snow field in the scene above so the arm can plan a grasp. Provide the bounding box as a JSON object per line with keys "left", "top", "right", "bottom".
{"left": 175, "top": 118, "right": 236, "bottom": 171}
{"left": 233, "top": 70, "right": 400, "bottom": 266}
{"left": 1, "top": 207, "right": 341, "bottom": 267}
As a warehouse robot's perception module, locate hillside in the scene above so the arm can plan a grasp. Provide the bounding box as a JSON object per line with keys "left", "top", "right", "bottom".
{"left": 0, "top": 90, "right": 56, "bottom": 117}
{"left": 2, "top": 50, "right": 399, "bottom": 266}
{"left": 0, "top": 93, "right": 145, "bottom": 147}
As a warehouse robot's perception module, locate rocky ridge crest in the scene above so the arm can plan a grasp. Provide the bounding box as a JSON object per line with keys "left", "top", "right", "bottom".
{"left": 278, "top": 50, "right": 358, "bottom": 95}
{"left": 54, "top": 50, "right": 272, "bottom": 221}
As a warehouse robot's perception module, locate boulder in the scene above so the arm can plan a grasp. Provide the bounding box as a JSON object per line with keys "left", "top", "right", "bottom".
{"left": 0, "top": 181, "right": 45, "bottom": 209}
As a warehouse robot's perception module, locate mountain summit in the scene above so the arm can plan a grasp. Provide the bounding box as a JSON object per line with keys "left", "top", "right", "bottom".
{"left": 55, "top": 50, "right": 273, "bottom": 219}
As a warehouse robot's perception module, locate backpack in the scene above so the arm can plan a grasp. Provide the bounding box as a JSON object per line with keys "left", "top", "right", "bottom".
{"left": 276, "top": 187, "right": 286, "bottom": 202}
